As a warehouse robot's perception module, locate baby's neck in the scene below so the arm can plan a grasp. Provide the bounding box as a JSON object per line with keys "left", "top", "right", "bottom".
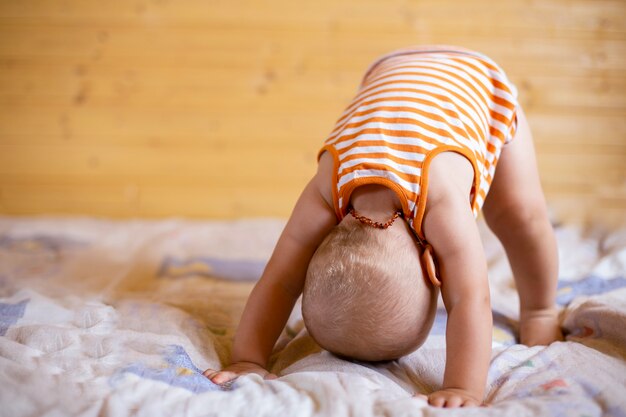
{"left": 350, "top": 184, "right": 402, "bottom": 223}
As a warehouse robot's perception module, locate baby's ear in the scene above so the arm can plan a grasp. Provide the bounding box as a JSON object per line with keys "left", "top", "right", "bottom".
{"left": 413, "top": 242, "right": 433, "bottom": 285}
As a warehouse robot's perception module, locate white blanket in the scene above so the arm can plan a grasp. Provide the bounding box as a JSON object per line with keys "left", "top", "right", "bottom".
{"left": 0, "top": 216, "right": 625, "bottom": 417}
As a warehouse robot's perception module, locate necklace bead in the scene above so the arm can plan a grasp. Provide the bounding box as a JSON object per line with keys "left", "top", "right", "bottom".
{"left": 348, "top": 208, "right": 401, "bottom": 229}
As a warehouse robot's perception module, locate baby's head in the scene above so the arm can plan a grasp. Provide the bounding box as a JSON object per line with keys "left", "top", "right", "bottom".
{"left": 302, "top": 214, "right": 439, "bottom": 362}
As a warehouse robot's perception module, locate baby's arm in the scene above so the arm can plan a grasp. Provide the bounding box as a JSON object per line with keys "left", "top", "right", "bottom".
{"left": 421, "top": 159, "right": 493, "bottom": 407}
{"left": 204, "top": 159, "right": 337, "bottom": 384}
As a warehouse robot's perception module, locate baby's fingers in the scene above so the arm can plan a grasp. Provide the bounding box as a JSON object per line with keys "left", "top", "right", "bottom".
{"left": 462, "top": 398, "right": 481, "bottom": 407}
{"left": 426, "top": 390, "right": 482, "bottom": 408}
{"left": 428, "top": 394, "right": 446, "bottom": 408}
{"left": 445, "top": 396, "right": 464, "bottom": 408}
{"left": 202, "top": 369, "right": 238, "bottom": 384}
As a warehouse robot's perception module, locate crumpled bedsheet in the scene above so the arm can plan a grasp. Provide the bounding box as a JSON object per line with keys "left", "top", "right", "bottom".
{"left": 0, "top": 216, "right": 625, "bottom": 417}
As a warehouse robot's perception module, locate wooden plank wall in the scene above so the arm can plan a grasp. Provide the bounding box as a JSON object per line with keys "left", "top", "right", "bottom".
{"left": 0, "top": 0, "right": 625, "bottom": 225}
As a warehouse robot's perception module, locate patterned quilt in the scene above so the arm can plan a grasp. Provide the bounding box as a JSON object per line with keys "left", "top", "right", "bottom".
{"left": 0, "top": 216, "right": 625, "bottom": 417}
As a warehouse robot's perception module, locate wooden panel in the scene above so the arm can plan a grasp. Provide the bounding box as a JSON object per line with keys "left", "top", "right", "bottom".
{"left": 0, "top": 0, "right": 624, "bottom": 225}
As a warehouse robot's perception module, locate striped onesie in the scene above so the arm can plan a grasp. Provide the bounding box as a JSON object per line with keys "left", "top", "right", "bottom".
{"left": 319, "top": 45, "right": 519, "bottom": 240}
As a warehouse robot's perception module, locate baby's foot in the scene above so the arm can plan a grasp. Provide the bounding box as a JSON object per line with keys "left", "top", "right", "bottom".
{"left": 519, "top": 308, "right": 563, "bottom": 346}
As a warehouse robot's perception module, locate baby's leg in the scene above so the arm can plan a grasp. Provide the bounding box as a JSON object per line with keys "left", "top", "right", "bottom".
{"left": 482, "top": 106, "right": 563, "bottom": 346}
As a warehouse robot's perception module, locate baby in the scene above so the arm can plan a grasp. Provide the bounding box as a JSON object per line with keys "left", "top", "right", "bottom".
{"left": 204, "top": 45, "right": 563, "bottom": 408}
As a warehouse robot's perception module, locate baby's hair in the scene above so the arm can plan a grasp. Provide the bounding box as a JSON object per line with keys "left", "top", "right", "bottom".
{"left": 302, "top": 219, "right": 438, "bottom": 362}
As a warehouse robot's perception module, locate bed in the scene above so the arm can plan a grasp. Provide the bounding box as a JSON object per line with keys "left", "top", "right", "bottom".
{"left": 1, "top": 215, "right": 625, "bottom": 416}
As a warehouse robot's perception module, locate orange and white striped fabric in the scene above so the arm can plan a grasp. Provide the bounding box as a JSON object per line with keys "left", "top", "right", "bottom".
{"left": 319, "top": 46, "right": 519, "bottom": 239}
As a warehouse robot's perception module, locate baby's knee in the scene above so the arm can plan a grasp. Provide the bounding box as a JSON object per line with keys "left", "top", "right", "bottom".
{"left": 485, "top": 201, "right": 550, "bottom": 239}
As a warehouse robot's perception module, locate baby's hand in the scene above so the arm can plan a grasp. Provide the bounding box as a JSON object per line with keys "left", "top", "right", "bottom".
{"left": 416, "top": 388, "right": 483, "bottom": 408}
{"left": 203, "top": 361, "right": 277, "bottom": 385}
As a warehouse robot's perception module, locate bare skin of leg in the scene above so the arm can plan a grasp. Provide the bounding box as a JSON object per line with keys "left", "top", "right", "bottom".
{"left": 482, "top": 106, "right": 564, "bottom": 346}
